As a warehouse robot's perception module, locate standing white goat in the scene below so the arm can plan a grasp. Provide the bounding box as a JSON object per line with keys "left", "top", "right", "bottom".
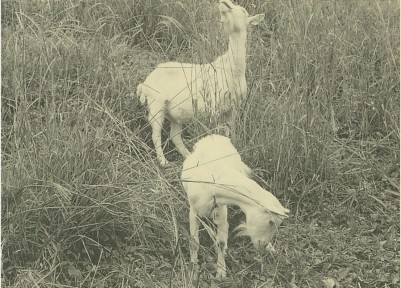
{"left": 136, "top": 0, "right": 264, "bottom": 166}
{"left": 181, "top": 135, "right": 290, "bottom": 279}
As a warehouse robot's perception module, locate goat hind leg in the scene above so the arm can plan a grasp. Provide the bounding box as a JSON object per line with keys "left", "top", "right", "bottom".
{"left": 170, "top": 121, "right": 190, "bottom": 158}
{"left": 189, "top": 206, "right": 200, "bottom": 280}
{"left": 213, "top": 205, "right": 228, "bottom": 279}
{"left": 148, "top": 102, "right": 168, "bottom": 166}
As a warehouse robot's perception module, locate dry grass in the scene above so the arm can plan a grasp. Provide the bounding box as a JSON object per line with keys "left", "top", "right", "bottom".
{"left": 2, "top": 0, "right": 399, "bottom": 287}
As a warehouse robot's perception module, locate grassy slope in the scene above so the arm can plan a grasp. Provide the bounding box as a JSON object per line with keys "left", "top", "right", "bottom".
{"left": 1, "top": 0, "right": 399, "bottom": 287}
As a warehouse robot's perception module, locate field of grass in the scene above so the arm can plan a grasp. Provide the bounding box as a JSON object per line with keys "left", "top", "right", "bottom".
{"left": 1, "top": 0, "right": 399, "bottom": 287}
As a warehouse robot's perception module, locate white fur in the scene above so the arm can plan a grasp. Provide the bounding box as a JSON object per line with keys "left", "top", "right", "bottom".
{"left": 181, "top": 135, "right": 290, "bottom": 279}
{"left": 137, "top": 0, "right": 265, "bottom": 165}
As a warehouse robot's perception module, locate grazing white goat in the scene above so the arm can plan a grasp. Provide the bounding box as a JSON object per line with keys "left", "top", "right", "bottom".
{"left": 181, "top": 135, "right": 290, "bottom": 279}
{"left": 137, "top": 0, "right": 265, "bottom": 166}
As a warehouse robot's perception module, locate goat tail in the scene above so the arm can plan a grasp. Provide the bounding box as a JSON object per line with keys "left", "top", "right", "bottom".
{"left": 136, "top": 83, "right": 147, "bottom": 105}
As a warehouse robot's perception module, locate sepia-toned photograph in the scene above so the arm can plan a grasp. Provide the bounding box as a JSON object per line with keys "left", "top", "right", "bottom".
{"left": 2, "top": 0, "right": 399, "bottom": 287}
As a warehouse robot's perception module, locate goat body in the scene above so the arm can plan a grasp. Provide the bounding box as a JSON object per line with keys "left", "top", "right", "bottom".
{"left": 181, "top": 135, "right": 290, "bottom": 279}
{"left": 137, "top": 0, "right": 265, "bottom": 165}
{"left": 138, "top": 54, "right": 245, "bottom": 122}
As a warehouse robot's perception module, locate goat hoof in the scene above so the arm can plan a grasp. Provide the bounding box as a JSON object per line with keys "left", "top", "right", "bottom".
{"left": 162, "top": 161, "right": 178, "bottom": 168}
{"left": 215, "top": 269, "right": 227, "bottom": 280}
{"left": 190, "top": 263, "right": 199, "bottom": 281}
{"left": 266, "top": 242, "right": 276, "bottom": 253}
{"left": 158, "top": 158, "right": 169, "bottom": 167}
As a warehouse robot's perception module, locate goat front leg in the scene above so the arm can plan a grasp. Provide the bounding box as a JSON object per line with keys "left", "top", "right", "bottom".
{"left": 213, "top": 205, "right": 229, "bottom": 279}
{"left": 189, "top": 206, "right": 200, "bottom": 281}
{"left": 148, "top": 102, "right": 168, "bottom": 166}
{"left": 219, "top": 110, "right": 234, "bottom": 139}
{"left": 170, "top": 121, "right": 190, "bottom": 158}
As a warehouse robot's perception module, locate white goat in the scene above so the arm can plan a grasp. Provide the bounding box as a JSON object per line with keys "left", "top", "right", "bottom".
{"left": 181, "top": 135, "right": 290, "bottom": 279}
{"left": 136, "top": 0, "right": 264, "bottom": 166}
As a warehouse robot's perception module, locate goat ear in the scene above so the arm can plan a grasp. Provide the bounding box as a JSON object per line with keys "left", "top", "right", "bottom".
{"left": 233, "top": 223, "right": 248, "bottom": 238}
{"left": 220, "top": 12, "right": 229, "bottom": 24}
{"left": 248, "top": 13, "right": 265, "bottom": 26}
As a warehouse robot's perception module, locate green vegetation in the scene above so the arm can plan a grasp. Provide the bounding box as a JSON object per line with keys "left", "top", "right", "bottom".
{"left": 2, "top": 0, "right": 399, "bottom": 287}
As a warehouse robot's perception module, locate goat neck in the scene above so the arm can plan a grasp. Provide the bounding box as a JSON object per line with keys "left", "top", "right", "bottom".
{"left": 223, "top": 31, "right": 247, "bottom": 76}
{"left": 213, "top": 174, "right": 289, "bottom": 218}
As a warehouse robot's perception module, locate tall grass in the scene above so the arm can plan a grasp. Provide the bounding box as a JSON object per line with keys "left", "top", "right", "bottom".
{"left": 2, "top": 0, "right": 399, "bottom": 286}
{"left": 236, "top": 0, "right": 399, "bottom": 193}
